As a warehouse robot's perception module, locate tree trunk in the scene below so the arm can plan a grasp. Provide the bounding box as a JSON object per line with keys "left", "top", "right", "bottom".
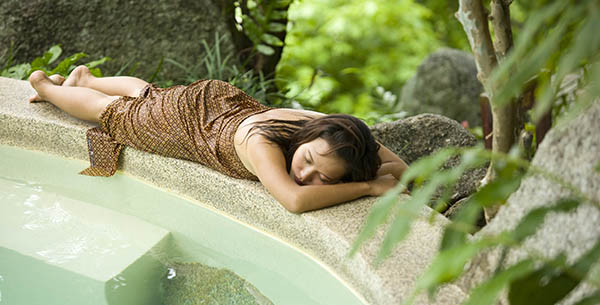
{"left": 457, "top": 0, "right": 517, "bottom": 222}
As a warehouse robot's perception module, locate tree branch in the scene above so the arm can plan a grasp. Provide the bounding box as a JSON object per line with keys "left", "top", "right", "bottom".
{"left": 490, "top": 0, "right": 513, "bottom": 61}
{"left": 456, "top": 0, "right": 498, "bottom": 94}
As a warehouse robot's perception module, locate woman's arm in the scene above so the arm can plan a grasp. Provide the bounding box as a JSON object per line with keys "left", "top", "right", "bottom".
{"left": 376, "top": 143, "right": 409, "bottom": 180}
{"left": 245, "top": 136, "right": 397, "bottom": 213}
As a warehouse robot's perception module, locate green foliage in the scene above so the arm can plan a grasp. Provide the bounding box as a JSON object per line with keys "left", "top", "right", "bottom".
{"left": 0, "top": 44, "right": 110, "bottom": 79}
{"left": 490, "top": 0, "right": 600, "bottom": 125}
{"left": 234, "top": 0, "right": 291, "bottom": 56}
{"left": 276, "top": 0, "right": 440, "bottom": 122}
{"left": 351, "top": 2, "right": 600, "bottom": 303}
{"left": 164, "top": 33, "right": 290, "bottom": 107}
{"left": 415, "top": 0, "right": 470, "bottom": 50}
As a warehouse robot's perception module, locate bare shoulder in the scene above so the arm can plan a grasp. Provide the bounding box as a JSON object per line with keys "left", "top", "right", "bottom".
{"left": 246, "top": 108, "right": 324, "bottom": 124}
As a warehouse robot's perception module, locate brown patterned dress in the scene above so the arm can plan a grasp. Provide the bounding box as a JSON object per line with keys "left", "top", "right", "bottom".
{"left": 80, "top": 79, "right": 271, "bottom": 180}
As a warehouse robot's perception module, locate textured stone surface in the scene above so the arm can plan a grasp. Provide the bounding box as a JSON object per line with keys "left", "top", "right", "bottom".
{"left": 0, "top": 0, "right": 235, "bottom": 81}
{"left": 371, "top": 113, "right": 487, "bottom": 205}
{"left": 400, "top": 48, "right": 483, "bottom": 126}
{"left": 459, "top": 99, "right": 600, "bottom": 304}
{"left": 163, "top": 262, "right": 273, "bottom": 305}
{"left": 0, "top": 77, "right": 467, "bottom": 304}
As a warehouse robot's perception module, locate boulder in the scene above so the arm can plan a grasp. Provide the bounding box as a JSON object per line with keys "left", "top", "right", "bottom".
{"left": 400, "top": 48, "right": 483, "bottom": 126}
{"left": 460, "top": 100, "right": 600, "bottom": 304}
{"left": 0, "top": 0, "right": 235, "bottom": 81}
{"left": 163, "top": 262, "right": 273, "bottom": 305}
{"left": 371, "top": 113, "right": 486, "bottom": 206}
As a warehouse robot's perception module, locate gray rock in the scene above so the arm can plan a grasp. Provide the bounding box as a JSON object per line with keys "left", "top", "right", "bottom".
{"left": 460, "top": 99, "right": 600, "bottom": 304}
{"left": 400, "top": 48, "right": 483, "bottom": 126}
{"left": 0, "top": 0, "right": 235, "bottom": 81}
{"left": 371, "top": 113, "right": 486, "bottom": 206}
{"left": 162, "top": 262, "right": 274, "bottom": 305}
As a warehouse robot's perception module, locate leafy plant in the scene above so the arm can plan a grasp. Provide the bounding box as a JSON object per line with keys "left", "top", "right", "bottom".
{"left": 234, "top": 0, "right": 291, "bottom": 56}
{"left": 276, "top": 0, "right": 440, "bottom": 120}
{"left": 164, "top": 33, "right": 291, "bottom": 107}
{"left": 0, "top": 44, "right": 110, "bottom": 80}
{"left": 352, "top": 1, "right": 600, "bottom": 304}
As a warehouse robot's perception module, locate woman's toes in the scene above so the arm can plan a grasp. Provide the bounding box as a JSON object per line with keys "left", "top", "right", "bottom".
{"left": 49, "top": 74, "right": 66, "bottom": 86}
{"left": 28, "top": 71, "right": 51, "bottom": 103}
{"left": 28, "top": 70, "right": 48, "bottom": 86}
{"left": 63, "top": 65, "right": 90, "bottom": 87}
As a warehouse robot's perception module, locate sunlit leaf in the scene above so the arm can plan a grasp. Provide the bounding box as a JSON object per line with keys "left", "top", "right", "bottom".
{"left": 85, "top": 57, "right": 111, "bottom": 69}
{"left": 572, "top": 292, "right": 600, "bottom": 305}
{"left": 440, "top": 198, "right": 481, "bottom": 250}
{"left": 1, "top": 63, "right": 30, "bottom": 79}
{"left": 261, "top": 33, "right": 284, "bottom": 47}
{"left": 46, "top": 45, "right": 62, "bottom": 64}
{"left": 267, "top": 22, "right": 287, "bottom": 32}
{"left": 511, "top": 198, "right": 579, "bottom": 243}
{"left": 399, "top": 148, "right": 457, "bottom": 186}
{"left": 270, "top": 9, "right": 287, "bottom": 20}
{"left": 377, "top": 175, "right": 445, "bottom": 261}
{"left": 350, "top": 182, "right": 403, "bottom": 256}
{"left": 256, "top": 44, "right": 275, "bottom": 56}
{"left": 461, "top": 259, "right": 536, "bottom": 305}
{"left": 50, "top": 53, "right": 88, "bottom": 76}
{"left": 416, "top": 236, "right": 504, "bottom": 297}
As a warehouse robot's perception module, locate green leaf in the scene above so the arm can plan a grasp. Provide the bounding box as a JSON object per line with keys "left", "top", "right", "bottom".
{"left": 509, "top": 238, "right": 600, "bottom": 305}
{"left": 416, "top": 236, "right": 503, "bottom": 296}
{"left": 241, "top": 15, "right": 262, "bottom": 44}
{"left": 399, "top": 148, "right": 457, "bottom": 186}
{"left": 461, "top": 259, "right": 536, "bottom": 305}
{"left": 350, "top": 182, "right": 404, "bottom": 256}
{"left": 596, "top": 161, "right": 600, "bottom": 173}
{"left": 1, "top": 63, "right": 31, "bottom": 79}
{"left": 88, "top": 67, "right": 102, "bottom": 77}
{"left": 256, "top": 44, "right": 275, "bottom": 55}
{"left": 270, "top": 9, "right": 288, "bottom": 20}
{"left": 511, "top": 198, "right": 579, "bottom": 243}
{"left": 440, "top": 198, "right": 482, "bottom": 250}
{"left": 491, "top": 0, "right": 570, "bottom": 107}
{"left": 50, "top": 53, "right": 88, "bottom": 76}
{"left": 261, "top": 33, "right": 284, "bottom": 46}
{"left": 45, "top": 45, "right": 62, "bottom": 64}
{"left": 377, "top": 175, "right": 442, "bottom": 261}
{"left": 572, "top": 292, "right": 600, "bottom": 305}
{"left": 85, "top": 56, "right": 111, "bottom": 69}
{"left": 267, "top": 22, "right": 287, "bottom": 32}
{"left": 273, "top": 0, "right": 292, "bottom": 9}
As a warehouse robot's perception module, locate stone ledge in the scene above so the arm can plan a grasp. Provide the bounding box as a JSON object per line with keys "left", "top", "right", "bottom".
{"left": 0, "top": 77, "right": 465, "bottom": 305}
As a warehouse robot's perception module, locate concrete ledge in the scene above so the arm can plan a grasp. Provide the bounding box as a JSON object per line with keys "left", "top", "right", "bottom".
{"left": 0, "top": 77, "right": 466, "bottom": 305}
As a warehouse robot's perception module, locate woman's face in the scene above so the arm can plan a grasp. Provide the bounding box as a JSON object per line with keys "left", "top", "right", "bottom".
{"left": 289, "top": 138, "right": 347, "bottom": 185}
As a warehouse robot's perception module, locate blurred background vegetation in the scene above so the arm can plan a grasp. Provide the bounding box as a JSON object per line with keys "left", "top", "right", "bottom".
{"left": 2, "top": 0, "right": 532, "bottom": 126}
{"left": 275, "top": 0, "right": 530, "bottom": 124}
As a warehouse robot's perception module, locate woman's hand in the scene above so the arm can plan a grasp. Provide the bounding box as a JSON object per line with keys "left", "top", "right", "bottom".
{"left": 367, "top": 174, "right": 399, "bottom": 196}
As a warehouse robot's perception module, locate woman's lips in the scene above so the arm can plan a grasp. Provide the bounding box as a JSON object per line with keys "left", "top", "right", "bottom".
{"left": 294, "top": 175, "right": 304, "bottom": 185}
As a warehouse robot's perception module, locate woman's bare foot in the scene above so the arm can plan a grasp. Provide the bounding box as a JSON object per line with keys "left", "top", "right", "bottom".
{"left": 63, "top": 65, "right": 92, "bottom": 88}
{"left": 28, "top": 72, "right": 64, "bottom": 103}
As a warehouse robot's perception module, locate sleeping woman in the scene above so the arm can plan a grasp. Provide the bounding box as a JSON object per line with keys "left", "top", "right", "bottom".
{"left": 28, "top": 66, "right": 408, "bottom": 213}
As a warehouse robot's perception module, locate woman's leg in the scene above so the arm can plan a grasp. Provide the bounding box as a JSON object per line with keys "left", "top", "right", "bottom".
{"left": 64, "top": 65, "right": 149, "bottom": 97}
{"left": 28, "top": 74, "right": 66, "bottom": 103}
{"left": 29, "top": 71, "right": 118, "bottom": 123}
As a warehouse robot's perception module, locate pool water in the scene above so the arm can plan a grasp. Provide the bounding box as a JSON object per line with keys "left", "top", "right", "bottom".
{"left": 0, "top": 145, "right": 366, "bottom": 305}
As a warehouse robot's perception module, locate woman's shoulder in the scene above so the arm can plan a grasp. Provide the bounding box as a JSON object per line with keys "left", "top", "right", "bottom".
{"left": 250, "top": 107, "right": 324, "bottom": 123}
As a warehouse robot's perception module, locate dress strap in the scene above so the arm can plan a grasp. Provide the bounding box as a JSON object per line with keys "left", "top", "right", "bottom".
{"left": 79, "top": 127, "right": 123, "bottom": 176}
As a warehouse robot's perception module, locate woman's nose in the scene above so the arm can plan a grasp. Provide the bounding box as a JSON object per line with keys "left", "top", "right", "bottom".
{"left": 300, "top": 167, "right": 315, "bottom": 184}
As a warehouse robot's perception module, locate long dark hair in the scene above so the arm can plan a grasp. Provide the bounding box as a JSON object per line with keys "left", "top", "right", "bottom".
{"left": 247, "top": 114, "right": 381, "bottom": 182}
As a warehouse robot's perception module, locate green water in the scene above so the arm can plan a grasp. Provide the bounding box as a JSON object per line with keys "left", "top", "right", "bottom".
{"left": 0, "top": 145, "right": 366, "bottom": 305}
